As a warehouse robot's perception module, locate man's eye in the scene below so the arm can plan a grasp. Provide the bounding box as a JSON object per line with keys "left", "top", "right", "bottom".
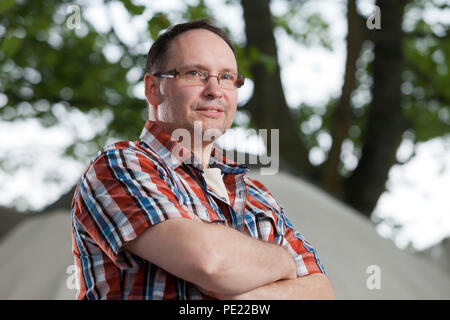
{"left": 186, "top": 70, "right": 202, "bottom": 77}
{"left": 220, "top": 73, "right": 235, "bottom": 80}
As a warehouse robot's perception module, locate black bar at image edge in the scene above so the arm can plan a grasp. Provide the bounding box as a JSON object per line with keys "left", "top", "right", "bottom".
{"left": 0, "top": 300, "right": 447, "bottom": 318}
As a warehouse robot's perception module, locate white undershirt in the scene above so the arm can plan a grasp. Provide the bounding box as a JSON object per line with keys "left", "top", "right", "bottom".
{"left": 202, "top": 167, "right": 230, "bottom": 204}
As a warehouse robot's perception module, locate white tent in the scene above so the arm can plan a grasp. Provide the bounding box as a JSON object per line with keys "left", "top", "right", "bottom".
{"left": 0, "top": 211, "right": 74, "bottom": 299}
{"left": 0, "top": 170, "right": 449, "bottom": 299}
{"left": 250, "top": 171, "right": 450, "bottom": 299}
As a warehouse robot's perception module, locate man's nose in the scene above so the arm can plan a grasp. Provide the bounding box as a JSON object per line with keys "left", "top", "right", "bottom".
{"left": 202, "top": 75, "right": 223, "bottom": 99}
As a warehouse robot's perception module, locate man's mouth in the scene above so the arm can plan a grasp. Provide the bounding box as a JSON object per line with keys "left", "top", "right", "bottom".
{"left": 194, "top": 105, "right": 225, "bottom": 118}
{"left": 195, "top": 105, "right": 224, "bottom": 112}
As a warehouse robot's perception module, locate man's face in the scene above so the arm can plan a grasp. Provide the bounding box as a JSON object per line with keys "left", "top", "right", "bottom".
{"left": 148, "top": 29, "right": 238, "bottom": 140}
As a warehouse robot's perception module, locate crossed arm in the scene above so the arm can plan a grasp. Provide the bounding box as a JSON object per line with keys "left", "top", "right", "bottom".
{"left": 197, "top": 274, "right": 334, "bottom": 300}
{"left": 124, "top": 217, "right": 335, "bottom": 299}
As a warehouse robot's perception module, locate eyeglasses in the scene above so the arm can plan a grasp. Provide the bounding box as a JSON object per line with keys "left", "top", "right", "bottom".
{"left": 152, "top": 68, "right": 245, "bottom": 89}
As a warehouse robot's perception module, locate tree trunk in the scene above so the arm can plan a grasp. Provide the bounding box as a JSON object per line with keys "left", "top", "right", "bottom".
{"left": 345, "top": 0, "right": 409, "bottom": 217}
{"left": 322, "top": 0, "right": 365, "bottom": 198}
{"left": 240, "top": 0, "right": 314, "bottom": 178}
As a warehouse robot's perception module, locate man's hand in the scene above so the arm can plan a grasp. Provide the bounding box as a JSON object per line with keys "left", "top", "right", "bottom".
{"left": 197, "top": 273, "right": 335, "bottom": 300}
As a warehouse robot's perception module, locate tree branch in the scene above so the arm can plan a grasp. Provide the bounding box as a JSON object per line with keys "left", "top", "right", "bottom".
{"left": 345, "top": 0, "right": 409, "bottom": 217}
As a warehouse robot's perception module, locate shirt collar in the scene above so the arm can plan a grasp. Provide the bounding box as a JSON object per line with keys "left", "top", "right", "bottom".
{"left": 139, "top": 120, "right": 249, "bottom": 175}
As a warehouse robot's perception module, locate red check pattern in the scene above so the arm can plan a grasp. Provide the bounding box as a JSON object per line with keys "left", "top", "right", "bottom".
{"left": 71, "top": 120, "right": 325, "bottom": 299}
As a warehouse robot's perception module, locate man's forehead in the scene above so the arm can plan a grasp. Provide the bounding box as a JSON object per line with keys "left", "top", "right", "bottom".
{"left": 173, "top": 28, "right": 227, "bottom": 45}
{"left": 166, "top": 29, "right": 237, "bottom": 70}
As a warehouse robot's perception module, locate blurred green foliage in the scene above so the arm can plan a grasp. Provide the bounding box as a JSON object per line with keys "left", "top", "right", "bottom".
{"left": 0, "top": 0, "right": 449, "bottom": 209}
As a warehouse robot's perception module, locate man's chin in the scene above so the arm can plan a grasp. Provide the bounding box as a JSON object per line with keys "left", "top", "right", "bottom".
{"left": 190, "top": 118, "right": 221, "bottom": 130}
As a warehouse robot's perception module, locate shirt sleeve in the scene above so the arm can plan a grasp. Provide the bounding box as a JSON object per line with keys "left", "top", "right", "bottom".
{"left": 72, "top": 148, "right": 193, "bottom": 270}
{"left": 245, "top": 177, "right": 326, "bottom": 277}
{"left": 278, "top": 205, "right": 326, "bottom": 277}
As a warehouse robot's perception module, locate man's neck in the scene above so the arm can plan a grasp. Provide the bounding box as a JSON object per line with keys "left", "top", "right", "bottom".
{"left": 191, "top": 139, "right": 214, "bottom": 169}
{"left": 186, "top": 126, "right": 223, "bottom": 169}
{"left": 172, "top": 131, "right": 214, "bottom": 169}
{"left": 158, "top": 122, "right": 221, "bottom": 169}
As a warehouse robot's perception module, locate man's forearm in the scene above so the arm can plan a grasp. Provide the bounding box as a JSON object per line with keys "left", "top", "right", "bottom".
{"left": 199, "top": 273, "right": 335, "bottom": 300}
{"left": 200, "top": 221, "right": 297, "bottom": 294}
{"left": 125, "top": 217, "right": 297, "bottom": 295}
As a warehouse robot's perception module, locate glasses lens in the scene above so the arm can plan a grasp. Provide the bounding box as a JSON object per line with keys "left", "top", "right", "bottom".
{"left": 178, "top": 69, "right": 243, "bottom": 88}
{"left": 219, "top": 73, "right": 237, "bottom": 89}
{"left": 180, "top": 70, "right": 206, "bottom": 84}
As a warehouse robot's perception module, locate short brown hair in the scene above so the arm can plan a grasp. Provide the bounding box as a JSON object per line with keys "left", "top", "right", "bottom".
{"left": 145, "top": 18, "right": 236, "bottom": 74}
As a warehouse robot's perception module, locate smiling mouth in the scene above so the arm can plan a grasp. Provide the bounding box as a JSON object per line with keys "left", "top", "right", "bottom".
{"left": 194, "top": 107, "right": 225, "bottom": 119}
{"left": 195, "top": 106, "right": 224, "bottom": 112}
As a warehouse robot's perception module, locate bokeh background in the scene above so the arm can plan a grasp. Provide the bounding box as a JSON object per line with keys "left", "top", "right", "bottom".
{"left": 0, "top": 0, "right": 449, "bottom": 299}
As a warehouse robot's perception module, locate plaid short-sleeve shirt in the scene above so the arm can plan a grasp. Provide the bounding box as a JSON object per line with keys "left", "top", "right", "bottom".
{"left": 71, "top": 120, "right": 325, "bottom": 300}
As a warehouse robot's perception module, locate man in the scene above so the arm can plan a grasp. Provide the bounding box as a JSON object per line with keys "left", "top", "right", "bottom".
{"left": 71, "top": 19, "right": 335, "bottom": 300}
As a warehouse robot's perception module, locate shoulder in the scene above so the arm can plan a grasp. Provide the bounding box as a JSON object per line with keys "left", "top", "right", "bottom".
{"left": 244, "top": 176, "right": 282, "bottom": 212}
{"left": 244, "top": 176, "right": 274, "bottom": 198}
{"left": 80, "top": 140, "right": 164, "bottom": 181}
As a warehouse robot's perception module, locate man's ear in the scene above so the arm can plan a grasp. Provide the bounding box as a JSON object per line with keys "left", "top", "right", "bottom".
{"left": 144, "top": 73, "right": 160, "bottom": 107}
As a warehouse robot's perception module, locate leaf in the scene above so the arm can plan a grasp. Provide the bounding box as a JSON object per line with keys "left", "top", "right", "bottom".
{"left": 148, "top": 12, "right": 170, "bottom": 40}
{"left": 272, "top": 5, "right": 332, "bottom": 49}
{"left": 121, "top": 0, "right": 145, "bottom": 15}
{"left": 0, "top": 35, "right": 24, "bottom": 58}
{"left": 0, "top": 0, "right": 14, "bottom": 14}
{"left": 183, "top": 0, "right": 210, "bottom": 21}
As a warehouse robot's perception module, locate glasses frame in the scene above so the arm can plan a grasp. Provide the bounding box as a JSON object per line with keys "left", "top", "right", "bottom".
{"left": 152, "top": 68, "right": 245, "bottom": 89}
